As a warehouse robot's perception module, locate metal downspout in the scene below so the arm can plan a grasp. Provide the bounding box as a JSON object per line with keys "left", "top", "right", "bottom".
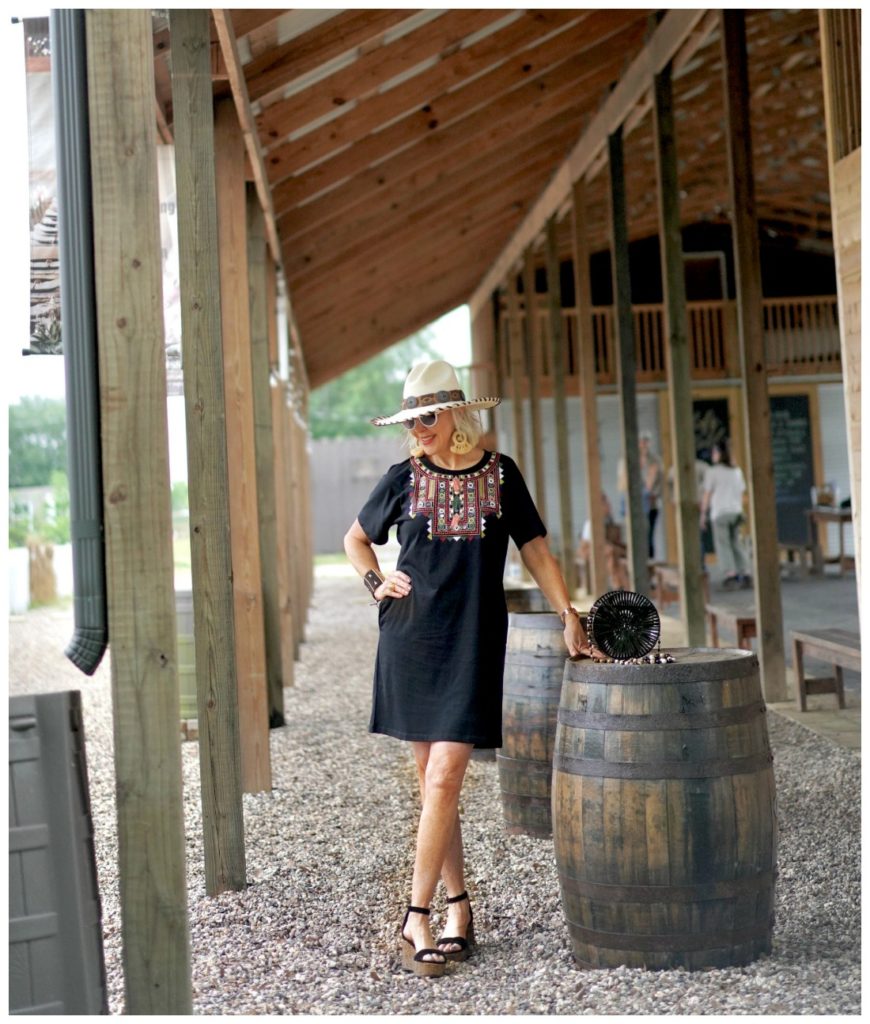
{"left": 51, "top": 9, "right": 107, "bottom": 674}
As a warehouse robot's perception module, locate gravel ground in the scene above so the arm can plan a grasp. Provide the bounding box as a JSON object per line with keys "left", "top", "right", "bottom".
{"left": 8, "top": 574, "right": 861, "bottom": 1015}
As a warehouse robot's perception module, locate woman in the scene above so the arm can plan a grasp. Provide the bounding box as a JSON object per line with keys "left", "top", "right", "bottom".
{"left": 700, "top": 439, "right": 750, "bottom": 589}
{"left": 344, "top": 360, "right": 589, "bottom": 977}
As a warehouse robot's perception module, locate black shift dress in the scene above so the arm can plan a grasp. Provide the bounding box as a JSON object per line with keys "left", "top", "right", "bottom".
{"left": 357, "top": 450, "right": 546, "bottom": 747}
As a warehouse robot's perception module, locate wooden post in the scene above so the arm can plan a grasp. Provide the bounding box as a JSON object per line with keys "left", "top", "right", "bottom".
{"left": 819, "top": 9, "right": 861, "bottom": 604}
{"left": 505, "top": 273, "right": 527, "bottom": 473}
{"left": 522, "top": 247, "right": 547, "bottom": 519}
{"left": 272, "top": 382, "right": 296, "bottom": 684}
{"left": 470, "top": 302, "right": 498, "bottom": 439}
{"left": 247, "top": 186, "right": 285, "bottom": 727}
{"left": 608, "top": 126, "right": 649, "bottom": 596}
{"left": 653, "top": 61, "right": 706, "bottom": 645}
{"left": 721, "top": 11, "right": 787, "bottom": 701}
{"left": 214, "top": 97, "right": 272, "bottom": 792}
{"left": 86, "top": 9, "right": 192, "bottom": 1011}
{"left": 169, "top": 7, "right": 246, "bottom": 896}
{"left": 545, "top": 216, "right": 575, "bottom": 588}
{"left": 571, "top": 178, "right": 607, "bottom": 597}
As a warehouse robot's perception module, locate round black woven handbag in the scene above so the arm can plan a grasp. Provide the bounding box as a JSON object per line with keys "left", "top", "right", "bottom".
{"left": 587, "top": 590, "right": 661, "bottom": 660}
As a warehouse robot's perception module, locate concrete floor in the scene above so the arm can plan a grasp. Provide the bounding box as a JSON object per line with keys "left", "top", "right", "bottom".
{"left": 579, "top": 566, "right": 861, "bottom": 753}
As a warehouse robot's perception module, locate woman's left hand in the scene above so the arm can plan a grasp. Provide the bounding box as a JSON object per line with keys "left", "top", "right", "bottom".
{"left": 563, "top": 615, "right": 595, "bottom": 659}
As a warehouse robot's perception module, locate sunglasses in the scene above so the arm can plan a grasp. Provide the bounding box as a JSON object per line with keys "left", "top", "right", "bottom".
{"left": 402, "top": 411, "right": 439, "bottom": 430}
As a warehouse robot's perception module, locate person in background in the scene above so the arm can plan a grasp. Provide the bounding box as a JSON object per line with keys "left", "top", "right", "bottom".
{"left": 617, "top": 431, "right": 664, "bottom": 560}
{"left": 577, "top": 492, "right": 628, "bottom": 592}
{"left": 700, "top": 439, "right": 751, "bottom": 589}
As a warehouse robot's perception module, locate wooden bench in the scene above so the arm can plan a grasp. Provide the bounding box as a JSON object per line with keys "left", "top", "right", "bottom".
{"left": 653, "top": 564, "right": 710, "bottom": 612}
{"left": 705, "top": 603, "right": 757, "bottom": 651}
{"left": 791, "top": 628, "right": 860, "bottom": 711}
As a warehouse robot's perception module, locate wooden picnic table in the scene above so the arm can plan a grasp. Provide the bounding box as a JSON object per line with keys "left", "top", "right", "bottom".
{"left": 791, "top": 627, "right": 860, "bottom": 711}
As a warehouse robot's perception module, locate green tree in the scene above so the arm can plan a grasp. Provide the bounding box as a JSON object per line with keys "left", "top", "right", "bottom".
{"left": 171, "top": 481, "right": 189, "bottom": 514}
{"left": 9, "top": 397, "right": 68, "bottom": 487}
{"left": 308, "top": 329, "right": 438, "bottom": 439}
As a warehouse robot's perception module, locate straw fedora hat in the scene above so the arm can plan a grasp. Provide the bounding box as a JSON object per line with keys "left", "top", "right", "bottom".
{"left": 370, "top": 360, "right": 500, "bottom": 427}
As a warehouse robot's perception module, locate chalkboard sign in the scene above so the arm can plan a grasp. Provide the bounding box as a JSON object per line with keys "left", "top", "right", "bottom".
{"left": 769, "top": 394, "right": 814, "bottom": 545}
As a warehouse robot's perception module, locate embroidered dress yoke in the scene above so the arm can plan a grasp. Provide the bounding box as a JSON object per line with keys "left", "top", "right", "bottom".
{"left": 357, "top": 451, "right": 546, "bottom": 747}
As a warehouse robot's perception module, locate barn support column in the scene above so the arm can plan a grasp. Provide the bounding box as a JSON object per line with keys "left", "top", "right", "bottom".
{"left": 214, "top": 97, "right": 272, "bottom": 792}
{"left": 608, "top": 126, "right": 649, "bottom": 597}
{"left": 86, "top": 9, "right": 192, "bottom": 1011}
{"left": 545, "top": 216, "right": 576, "bottom": 588}
{"left": 521, "top": 247, "right": 547, "bottom": 520}
{"left": 470, "top": 301, "right": 499, "bottom": 441}
{"left": 653, "top": 61, "right": 706, "bottom": 645}
{"left": 247, "top": 188, "right": 285, "bottom": 726}
{"left": 819, "top": 9, "right": 861, "bottom": 605}
{"left": 505, "top": 272, "right": 527, "bottom": 474}
{"left": 721, "top": 11, "right": 787, "bottom": 701}
{"left": 169, "top": 7, "right": 246, "bottom": 896}
{"left": 571, "top": 177, "right": 607, "bottom": 598}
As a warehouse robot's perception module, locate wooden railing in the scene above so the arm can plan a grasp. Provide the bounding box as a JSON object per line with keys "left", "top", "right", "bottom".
{"left": 502, "top": 296, "right": 840, "bottom": 385}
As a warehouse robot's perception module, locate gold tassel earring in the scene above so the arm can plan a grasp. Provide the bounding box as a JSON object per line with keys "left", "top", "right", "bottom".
{"left": 410, "top": 445, "right": 424, "bottom": 457}
{"left": 450, "top": 430, "right": 472, "bottom": 455}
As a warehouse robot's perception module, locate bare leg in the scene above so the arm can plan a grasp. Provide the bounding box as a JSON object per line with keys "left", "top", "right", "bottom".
{"left": 404, "top": 741, "right": 472, "bottom": 958}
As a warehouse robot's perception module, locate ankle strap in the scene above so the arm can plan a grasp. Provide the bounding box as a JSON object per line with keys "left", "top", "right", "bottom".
{"left": 407, "top": 904, "right": 430, "bottom": 916}
{"left": 446, "top": 890, "right": 468, "bottom": 904}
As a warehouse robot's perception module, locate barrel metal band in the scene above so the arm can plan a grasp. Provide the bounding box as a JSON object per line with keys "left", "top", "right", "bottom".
{"left": 558, "top": 871, "right": 776, "bottom": 904}
{"left": 557, "top": 701, "right": 767, "bottom": 731}
{"left": 505, "top": 652, "right": 566, "bottom": 667}
{"left": 496, "top": 753, "right": 553, "bottom": 775}
{"left": 553, "top": 750, "right": 773, "bottom": 779}
{"left": 566, "top": 919, "right": 773, "bottom": 953}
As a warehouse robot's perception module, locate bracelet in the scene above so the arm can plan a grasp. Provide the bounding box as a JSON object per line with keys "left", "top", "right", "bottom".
{"left": 363, "top": 569, "right": 384, "bottom": 598}
{"left": 560, "top": 606, "right": 580, "bottom": 624}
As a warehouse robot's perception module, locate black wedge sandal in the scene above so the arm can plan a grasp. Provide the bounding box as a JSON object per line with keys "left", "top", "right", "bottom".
{"left": 437, "top": 891, "right": 476, "bottom": 962}
{"left": 400, "top": 905, "right": 447, "bottom": 977}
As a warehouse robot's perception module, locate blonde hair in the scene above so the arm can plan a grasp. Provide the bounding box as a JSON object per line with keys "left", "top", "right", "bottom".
{"left": 402, "top": 407, "right": 484, "bottom": 453}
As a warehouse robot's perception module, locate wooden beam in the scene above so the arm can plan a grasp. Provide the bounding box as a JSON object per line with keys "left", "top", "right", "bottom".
{"left": 247, "top": 185, "right": 285, "bottom": 727}
{"left": 721, "top": 10, "right": 786, "bottom": 701}
{"left": 570, "top": 179, "right": 607, "bottom": 598}
{"left": 468, "top": 9, "right": 708, "bottom": 316}
{"left": 818, "top": 10, "right": 861, "bottom": 602}
{"left": 285, "top": 123, "right": 574, "bottom": 292}
{"left": 212, "top": 9, "right": 281, "bottom": 264}
{"left": 271, "top": 382, "right": 297, "bottom": 680}
{"left": 245, "top": 9, "right": 417, "bottom": 106}
{"left": 653, "top": 61, "right": 706, "bottom": 645}
{"left": 263, "top": 10, "right": 582, "bottom": 183}
{"left": 545, "top": 216, "right": 575, "bottom": 589}
{"left": 169, "top": 6, "right": 246, "bottom": 897}
{"left": 276, "top": 40, "right": 643, "bottom": 236}
{"left": 269, "top": 13, "right": 632, "bottom": 203}
{"left": 609, "top": 126, "right": 649, "bottom": 597}
{"left": 257, "top": 9, "right": 509, "bottom": 142}
{"left": 214, "top": 97, "right": 272, "bottom": 793}
{"left": 522, "top": 247, "right": 546, "bottom": 521}
{"left": 85, "top": 9, "right": 191, "bottom": 1012}
{"left": 505, "top": 276, "right": 527, "bottom": 474}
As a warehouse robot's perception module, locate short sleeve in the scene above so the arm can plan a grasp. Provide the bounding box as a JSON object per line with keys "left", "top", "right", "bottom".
{"left": 499, "top": 454, "right": 547, "bottom": 549}
{"left": 357, "top": 461, "right": 410, "bottom": 545}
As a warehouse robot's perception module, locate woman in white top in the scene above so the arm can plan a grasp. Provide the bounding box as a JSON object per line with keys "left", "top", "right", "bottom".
{"left": 700, "top": 439, "right": 750, "bottom": 588}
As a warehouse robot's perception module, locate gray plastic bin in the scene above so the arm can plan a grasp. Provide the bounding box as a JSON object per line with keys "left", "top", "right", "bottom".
{"left": 9, "top": 692, "right": 108, "bottom": 1014}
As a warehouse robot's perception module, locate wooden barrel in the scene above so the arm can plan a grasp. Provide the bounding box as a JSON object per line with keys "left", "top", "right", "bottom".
{"left": 497, "top": 611, "right": 587, "bottom": 837}
{"left": 504, "top": 586, "right": 551, "bottom": 613}
{"left": 552, "top": 648, "right": 777, "bottom": 970}
{"left": 175, "top": 590, "right": 197, "bottom": 720}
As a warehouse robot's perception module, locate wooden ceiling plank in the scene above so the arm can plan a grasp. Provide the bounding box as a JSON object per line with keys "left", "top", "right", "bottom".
{"left": 467, "top": 9, "right": 708, "bottom": 316}
{"left": 294, "top": 204, "right": 531, "bottom": 322}
{"left": 256, "top": 9, "right": 509, "bottom": 141}
{"left": 275, "top": 39, "right": 645, "bottom": 238}
{"left": 212, "top": 9, "right": 282, "bottom": 264}
{"left": 231, "top": 9, "right": 289, "bottom": 45}
{"left": 245, "top": 10, "right": 419, "bottom": 107}
{"left": 270, "top": 12, "right": 641, "bottom": 206}
{"left": 264, "top": 9, "right": 583, "bottom": 183}
{"left": 284, "top": 119, "right": 579, "bottom": 286}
